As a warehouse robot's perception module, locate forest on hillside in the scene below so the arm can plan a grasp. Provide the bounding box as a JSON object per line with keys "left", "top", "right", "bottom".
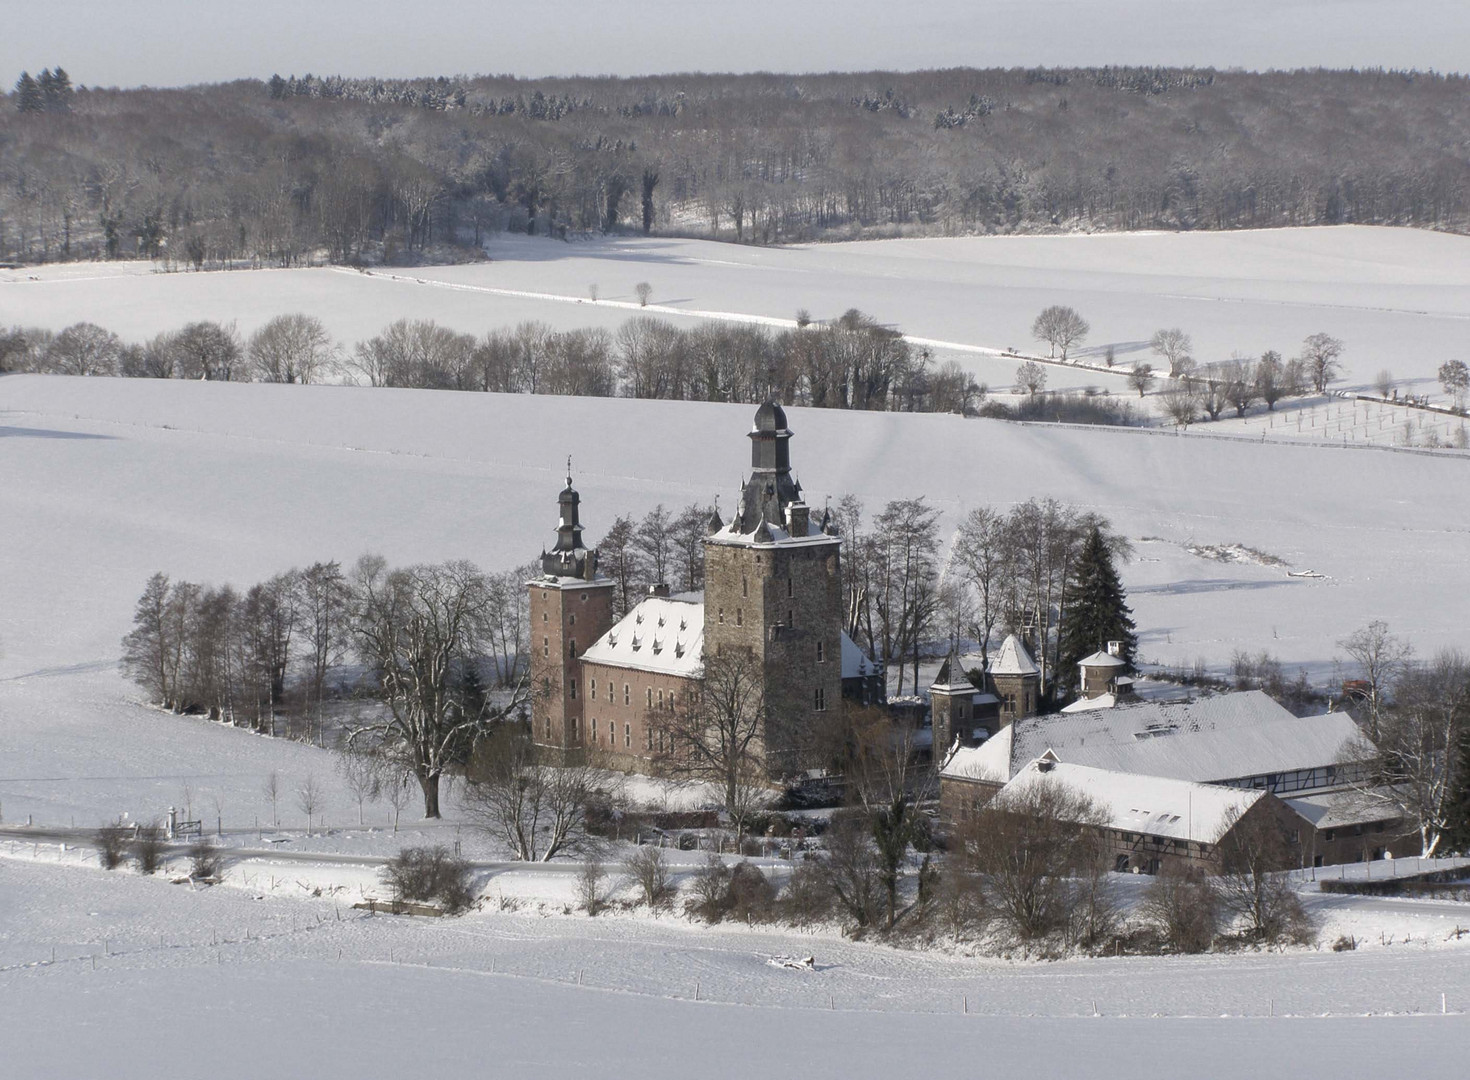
{"left": 4, "top": 65, "right": 1469, "bottom": 265}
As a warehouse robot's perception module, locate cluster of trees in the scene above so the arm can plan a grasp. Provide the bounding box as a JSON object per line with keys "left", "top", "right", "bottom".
{"left": 2, "top": 308, "right": 985, "bottom": 416}
{"left": 120, "top": 557, "right": 534, "bottom": 815}
{"left": 8, "top": 66, "right": 1470, "bottom": 265}
{"left": 12, "top": 68, "right": 73, "bottom": 115}
{"left": 833, "top": 496, "right": 1135, "bottom": 702}
{"left": 1336, "top": 622, "right": 1470, "bottom": 858}
{"left": 1145, "top": 330, "right": 1346, "bottom": 425}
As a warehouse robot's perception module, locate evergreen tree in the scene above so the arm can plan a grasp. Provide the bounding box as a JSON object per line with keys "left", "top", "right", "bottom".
{"left": 43, "top": 66, "right": 74, "bottom": 113}
{"left": 14, "top": 72, "right": 43, "bottom": 113}
{"left": 1058, "top": 523, "right": 1137, "bottom": 690}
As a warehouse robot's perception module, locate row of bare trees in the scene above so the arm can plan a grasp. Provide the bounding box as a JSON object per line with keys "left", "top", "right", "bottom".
{"left": 121, "top": 557, "right": 534, "bottom": 815}
{"left": 2, "top": 310, "right": 984, "bottom": 415}
{"left": 9, "top": 67, "right": 1470, "bottom": 265}
{"left": 1152, "top": 332, "right": 1347, "bottom": 426}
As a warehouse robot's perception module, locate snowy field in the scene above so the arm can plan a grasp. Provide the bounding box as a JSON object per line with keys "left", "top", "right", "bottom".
{"left": 5, "top": 226, "right": 1470, "bottom": 401}
{"left": 3, "top": 855, "right": 1470, "bottom": 1080}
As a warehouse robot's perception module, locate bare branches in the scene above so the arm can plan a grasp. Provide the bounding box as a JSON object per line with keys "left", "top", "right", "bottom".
{"left": 464, "top": 728, "right": 602, "bottom": 861}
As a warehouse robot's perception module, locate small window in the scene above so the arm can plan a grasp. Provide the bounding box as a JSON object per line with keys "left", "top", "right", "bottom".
{"left": 718, "top": 608, "right": 725, "bottom": 624}
{"left": 570, "top": 681, "right": 577, "bottom": 699}
{"left": 816, "top": 641, "right": 825, "bottom": 663}
{"left": 646, "top": 727, "right": 653, "bottom": 751}
{"left": 815, "top": 687, "right": 827, "bottom": 711}
{"left": 657, "top": 689, "right": 664, "bottom": 709}
{"left": 647, "top": 688, "right": 653, "bottom": 707}
{"left": 580, "top": 592, "right": 588, "bottom": 602}
{"left": 742, "top": 575, "right": 748, "bottom": 598}
{"left": 787, "top": 610, "right": 793, "bottom": 626}
{"left": 624, "top": 723, "right": 631, "bottom": 748}
{"left": 669, "top": 692, "right": 676, "bottom": 710}
{"left": 544, "top": 718, "right": 551, "bottom": 741}
{"left": 608, "top": 682, "right": 613, "bottom": 702}
{"left": 736, "top": 609, "right": 743, "bottom": 626}
{"left": 1323, "top": 829, "right": 1336, "bottom": 842}
{"left": 624, "top": 684, "right": 630, "bottom": 705}
{"left": 591, "top": 678, "right": 597, "bottom": 697}
{"left": 569, "top": 614, "right": 576, "bottom": 626}
{"left": 590, "top": 718, "right": 597, "bottom": 738}
{"left": 786, "top": 578, "right": 793, "bottom": 598}
{"left": 568, "top": 638, "right": 576, "bottom": 657}
{"left": 570, "top": 717, "right": 578, "bottom": 739}
{"left": 543, "top": 611, "right": 548, "bottom": 622}
{"left": 543, "top": 636, "right": 549, "bottom": 657}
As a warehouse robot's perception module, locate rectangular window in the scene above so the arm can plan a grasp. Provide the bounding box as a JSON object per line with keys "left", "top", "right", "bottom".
{"left": 570, "top": 680, "right": 577, "bottom": 699}
{"left": 543, "top": 636, "right": 549, "bottom": 657}
{"left": 657, "top": 689, "right": 664, "bottom": 709}
{"left": 815, "top": 687, "right": 827, "bottom": 711}
{"left": 646, "top": 727, "right": 653, "bottom": 751}
{"left": 742, "top": 576, "right": 748, "bottom": 598}
{"left": 647, "top": 688, "right": 653, "bottom": 708}
{"left": 736, "top": 609, "right": 743, "bottom": 626}
{"left": 669, "top": 692, "right": 675, "bottom": 711}
{"left": 591, "top": 678, "right": 597, "bottom": 698}
{"left": 569, "top": 638, "right": 576, "bottom": 657}
{"left": 624, "top": 684, "right": 630, "bottom": 705}
{"left": 786, "top": 578, "right": 793, "bottom": 597}
{"left": 624, "top": 723, "right": 631, "bottom": 748}
{"left": 608, "top": 682, "right": 613, "bottom": 702}
{"left": 571, "top": 717, "right": 579, "bottom": 739}
{"left": 816, "top": 641, "right": 825, "bottom": 663}
{"left": 590, "top": 718, "right": 597, "bottom": 739}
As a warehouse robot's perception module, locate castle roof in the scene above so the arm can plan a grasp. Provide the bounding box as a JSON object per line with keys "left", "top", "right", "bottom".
{"left": 941, "top": 691, "right": 1362, "bottom": 788}
{"left": 580, "top": 596, "right": 705, "bottom": 678}
{"left": 1000, "top": 759, "right": 1265, "bottom": 846}
{"left": 989, "top": 634, "right": 1040, "bottom": 677}
{"left": 841, "top": 632, "right": 880, "bottom": 680}
{"left": 1079, "top": 649, "right": 1128, "bottom": 669}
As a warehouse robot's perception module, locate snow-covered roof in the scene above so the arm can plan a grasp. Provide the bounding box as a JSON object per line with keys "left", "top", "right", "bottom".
{"left": 706, "top": 514, "right": 837, "bottom": 548}
{"left": 580, "top": 596, "right": 704, "bottom": 678}
{"left": 1284, "top": 790, "right": 1402, "bottom": 830}
{"left": 840, "top": 631, "right": 879, "bottom": 680}
{"left": 1062, "top": 693, "right": 1117, "bottom": 713}
{"left": 1079, "top": 650, "right": 1128, "bottom": 669}
{"left": 1000, "top": 759, "right": 1265, "bottom": 845}
{"left": 942, "top": 691, "right": 1362, "bottom": 787}
{"left": 989, "top": 634, "right": 1039, "bottom": 677}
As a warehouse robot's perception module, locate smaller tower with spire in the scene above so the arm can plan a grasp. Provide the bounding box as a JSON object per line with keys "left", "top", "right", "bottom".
{"left": 529, "top": 465, "right": 616, "bottom": 757}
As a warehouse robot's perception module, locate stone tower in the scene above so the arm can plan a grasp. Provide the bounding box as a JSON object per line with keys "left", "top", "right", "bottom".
{"left": 988, "top": 633, "right": 1041, "bottom": 727}
{"left": 528, "top": 467, "right": 615, "bottom": 755}
{"left": 703, "top": 403, "right": 844, "bottom": 774}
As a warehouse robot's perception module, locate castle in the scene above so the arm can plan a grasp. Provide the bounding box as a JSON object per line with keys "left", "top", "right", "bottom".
{"left": 528, "top": 402, "right": 884, "bottom": 776}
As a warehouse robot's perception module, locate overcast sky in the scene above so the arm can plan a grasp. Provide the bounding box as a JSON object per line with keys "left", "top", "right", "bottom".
{"left": 7, "top": 1, "right": 1468, "bottom": 88}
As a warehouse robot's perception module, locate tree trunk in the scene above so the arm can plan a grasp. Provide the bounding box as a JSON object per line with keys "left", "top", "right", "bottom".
{"left": 418, "top": 770, "right": 442, "bottom": 819}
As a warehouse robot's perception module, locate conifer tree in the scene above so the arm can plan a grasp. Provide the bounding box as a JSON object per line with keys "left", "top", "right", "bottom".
{"left": 1440, "top": 734, "right": 1470, "bottom": 856}
{"left": 1058, "top": 523, "right": 1137, "bottom": 688}
{"left": 14, "top": 72, "right": 43, "bottom": 113}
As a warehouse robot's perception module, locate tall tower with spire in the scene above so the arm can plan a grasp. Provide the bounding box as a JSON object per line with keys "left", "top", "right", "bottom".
{"left": 528, "top": 464, "right": 615, "bottom": 756}
{"left": 703, "top": 402, "right": 845, "bottom": 773}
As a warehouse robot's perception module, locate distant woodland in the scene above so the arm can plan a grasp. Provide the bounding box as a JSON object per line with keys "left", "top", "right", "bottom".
{"left": 4, "top": 65, "right": 1470, "bottom": 265}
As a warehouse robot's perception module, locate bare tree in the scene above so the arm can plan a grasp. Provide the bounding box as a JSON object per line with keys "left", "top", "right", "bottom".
{"left": 347, "top": 556, "right": 522, "bottom": 818}
{"left": 652, "top": 648, "right": 766, "bottom": 838}
{"left": 1127, "top": 362, "right": 1155, "bottom": 398}
{"left": 1159, "top": 382, "right": 1200, "bottom": 427}
{"left": 1256, "top": 350, "right": 1290, "bottom": 410}
{"left": 1350, "top": 650, "right": 1470, "bottom": 857}
{"left": 1375, "top": 368, "right": 1396, "bottom": 399}
{"left": 296, "top": 773, "right": 323, "bottom": 835}
{"left": 873, "top": 497, "right": 942, "bottom": 694}
{"left": 1014, "top": 360, "right": 1047, "bottom": 396}
{"left": 577, "top": 858, "right": 607, "bottom": 914}
{"left": 953, "top": 505, "right": 1009, "bottom": 671}
{"left": 1032, "top": 306, "right": 1089, "bottom": 361}
{"left": 635, "top": 281, "right": 653, "bottom": 307}
{"left": 820, "top": 808, "right": 884, "bottom": 929}
{"left": 1440, "top": 360, "right": 1469, "bottom": 411}
{"left": 1222, "top": 356, "right": 1259, "bottom": 417}
{"left": 1301, "top": 332, "right": 1345, "bottom": 393}
{"left": 262, "top": 771, "right": 281, "bottom": 827}
{"left": 45, "top": 322, "right": 121, "bottom": 376}
{"left": 1150, "top": 328, "right": 1194, "bottom": 378}
{"left": 1140, "top": 863, "right": 1220, "bottom": 952}
{"left": 249, "top": 313, "right": 337, "bottom": 384}
{"left": 1213, "top": 805, "right": 1314, "bottom": 944}
{"left": 464, "top": 728, "right": 601, "bottom": 861}
{"left": 635, "top": 504, "right": 674, "bottom": 587}
{"left": 952, "top": 773, "right": 1110, "bottom": 944}
{"left": 296, "top": 561, "right": 350, "bottom": 742}
{"left": 337, "top": 747, "right": 381, "bottom": 825}
{"left": 1338, "top": 620, "right": 1413, "bottom": 740}
{"left": 623, "top": 844, "right": 670, "bottom": 906}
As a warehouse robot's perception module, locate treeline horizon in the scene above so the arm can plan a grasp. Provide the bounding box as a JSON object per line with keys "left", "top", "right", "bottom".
{"left": 4, "top": 65, "right": 1469, "bottom": 266}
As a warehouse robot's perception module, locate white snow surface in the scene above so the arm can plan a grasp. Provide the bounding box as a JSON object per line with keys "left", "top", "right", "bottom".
{"left": 943, "top": 692, "right": 1363, "bottom": 786}
{"left": 6, "top": 226, "right": 1470, "bottom": 395}
{"left": 1000, "top": 758, "right": 1265, "bottom": 844}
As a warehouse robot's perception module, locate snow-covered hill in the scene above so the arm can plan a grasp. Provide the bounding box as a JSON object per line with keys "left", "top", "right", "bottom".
{"left": 5, "top": 226, "right": 1470, "bottom": 399}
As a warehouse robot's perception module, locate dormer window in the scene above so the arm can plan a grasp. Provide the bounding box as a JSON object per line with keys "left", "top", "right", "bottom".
{"left": 636, "top": 611, "right": 644, "bottom": 624}
{"left": 675, "top": 642, "right": 685, "bottom": 659}
{"left": 632, "top": 634, "right": 642, "bottom": 650}
{"left": 652, "top": 638, "right": 663, "bottom": 654}
{"left": 679, "top": 618, "right": 687, "bottom": 631}
{"left": 657, "top": 615, "right": 665, "bottom": 628}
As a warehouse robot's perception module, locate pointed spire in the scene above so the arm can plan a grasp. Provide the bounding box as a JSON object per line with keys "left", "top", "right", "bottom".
{"left": 565, "top": 455, "right": 573, "bottom": 489}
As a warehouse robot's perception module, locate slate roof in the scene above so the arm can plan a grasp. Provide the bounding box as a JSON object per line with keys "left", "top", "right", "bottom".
{"left": 580, "top": 596, "right": 705, "bottom": 678}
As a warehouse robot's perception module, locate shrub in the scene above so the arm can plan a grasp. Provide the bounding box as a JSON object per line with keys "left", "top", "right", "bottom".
{"left": 132, "top": 824, "right": 166, "bottom": 875}
{"left": 623, "top": 844, "right": 671, "bottom": 907}
{"left": 1331, "top": 933, "right": 1358, "bottom": 952}
{"left": 777, "top": 860, "right": 835, "bottom": 925}
{"left": 381, "top": 845, "right": 475, "bottom": 914}
{"left": 688, "top": 853, "right": 732, "bottom": 922}
{"left": 95, "top": 820, "right": 131, "bottom": 870}
{"left": 188, "top": 839, "right": 223, "bottom": 880}
{"left": 726, "top": 861, "right": 775, "bottom": 922}
{"left": 577, "top": 858, "right": 607, "bottom": 915}
{"left": 1140, "top": 864, "right": 1220, "bottom": 953}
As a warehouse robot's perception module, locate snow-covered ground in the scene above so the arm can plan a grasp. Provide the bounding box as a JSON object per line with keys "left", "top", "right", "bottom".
{"left": 3, "top": 854, "right": 1469, "bottom": 1079}
{"left": 5, "top": 226, "right": 1470, "bottom": 400}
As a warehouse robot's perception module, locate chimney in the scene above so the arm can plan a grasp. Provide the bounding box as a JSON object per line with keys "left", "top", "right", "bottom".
{"left": 648, "top": 582, "right": 670, "bottom": 598}
{"left": 1107, "top": 640, "right": 1122, "bottom": 657}
{"left": 786, "top": 502, "right": 810, "bottom": 536}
